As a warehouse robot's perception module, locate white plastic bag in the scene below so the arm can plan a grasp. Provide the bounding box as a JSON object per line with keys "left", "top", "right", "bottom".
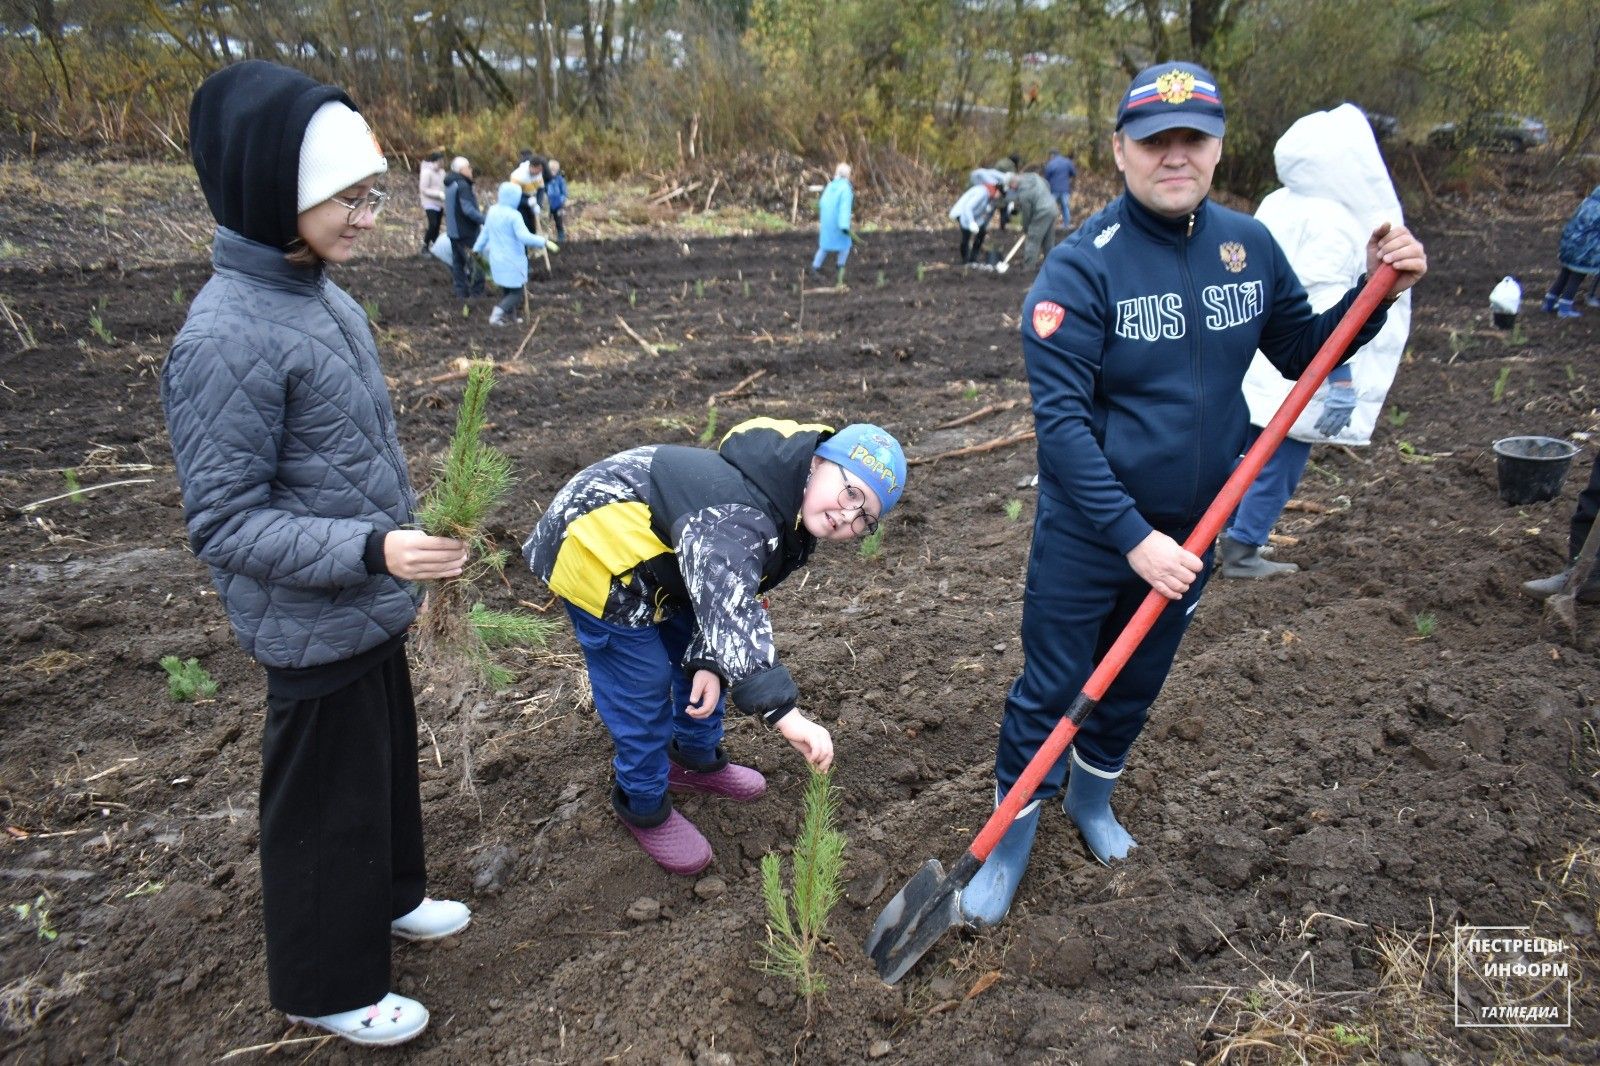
{"left": 430, "top": 231, "right": 452, "bottom": 267}
{"left": 1489, "top": 275, "right": 1521, "bottom": 314}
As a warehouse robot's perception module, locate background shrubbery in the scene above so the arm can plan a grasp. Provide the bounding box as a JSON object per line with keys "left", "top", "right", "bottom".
{"left": 1, "top": 0, "right": 1596, "bottom": 193}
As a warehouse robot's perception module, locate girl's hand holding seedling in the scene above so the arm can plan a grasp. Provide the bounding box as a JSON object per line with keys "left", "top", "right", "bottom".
{"left": 778, "top": 711, "right": 834, "bottom": 772}
{"left": 686, "top": 669, "right": 721, "bottom": 719}
{"left": 384, "top": 530, "right": 469, "bottom": 580}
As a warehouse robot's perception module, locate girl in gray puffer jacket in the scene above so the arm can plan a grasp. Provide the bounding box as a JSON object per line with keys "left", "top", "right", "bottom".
{"left": 162, "top": 60, "right": 469, "bottom": 1048}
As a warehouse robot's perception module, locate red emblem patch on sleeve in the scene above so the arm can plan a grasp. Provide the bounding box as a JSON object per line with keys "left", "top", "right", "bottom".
{"left": 1032, "top": 300, "right": 1066, "bottom": 338}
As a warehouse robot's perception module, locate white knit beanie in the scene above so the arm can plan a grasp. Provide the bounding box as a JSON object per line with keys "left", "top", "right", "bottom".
{"left": 297, "top": 101, "right": 388, "bottom": 214}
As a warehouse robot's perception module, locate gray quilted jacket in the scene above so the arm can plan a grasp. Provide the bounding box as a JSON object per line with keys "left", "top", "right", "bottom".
{"left": 162, "top": 227, "right": 421, "bottom": 669}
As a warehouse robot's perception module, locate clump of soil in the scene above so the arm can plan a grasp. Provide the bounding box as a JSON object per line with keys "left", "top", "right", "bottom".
{"left": 0, "top": 154, "right": 1596, "bottom": 1064}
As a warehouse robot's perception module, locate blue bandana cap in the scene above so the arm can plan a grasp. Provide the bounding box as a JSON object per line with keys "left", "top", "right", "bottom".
{"left": 815, "top": 424, "right": 906, "bottom": 515}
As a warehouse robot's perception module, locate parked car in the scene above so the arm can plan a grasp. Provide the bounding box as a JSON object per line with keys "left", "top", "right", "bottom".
{"left": 1426, "top": 113, "right": 1549, "bottom": 152}
{"left": 1361, "top": 109, "right": 1399, "bottom": 142}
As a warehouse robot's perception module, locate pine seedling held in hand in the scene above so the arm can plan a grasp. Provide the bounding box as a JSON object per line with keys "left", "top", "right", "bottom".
{"left": 413, "top": 363, "right": 552, "bottom": 793}
{"left": 418, "top": 362, "right": 511, "bottom": 567}
{"left": 759, "top": 769, "right": 846, "bottom": 1017}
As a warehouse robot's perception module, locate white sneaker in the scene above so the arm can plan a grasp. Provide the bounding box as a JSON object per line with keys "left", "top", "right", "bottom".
{"left": 288, "top": 992, "right": 429, "bottom": 1047}
{"left": 391, "top": 897, "right": 470, "bottom": 941}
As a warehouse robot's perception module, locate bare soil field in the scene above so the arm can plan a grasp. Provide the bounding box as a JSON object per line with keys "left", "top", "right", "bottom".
{"left": 1, "top": 158, "right": 1597, "bottom": 1065}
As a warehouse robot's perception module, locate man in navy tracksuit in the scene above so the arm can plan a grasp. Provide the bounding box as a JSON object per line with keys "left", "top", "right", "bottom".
{"left": 962, "top": 61, "right": 1428, "bottom": 926}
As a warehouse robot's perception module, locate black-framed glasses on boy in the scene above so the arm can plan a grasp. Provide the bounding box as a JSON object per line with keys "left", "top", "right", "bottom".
{"left": 833, "top": 463, "right": 880, "bottom": 536}
{"left": 329, "top": 188, "right": 388, "bottom": 224}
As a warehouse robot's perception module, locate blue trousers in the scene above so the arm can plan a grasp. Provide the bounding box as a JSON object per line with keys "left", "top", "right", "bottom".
{"left": 995, "top": 491, "right": 1213, "bottom": 793}
{"left": 565, "top": 604, "right": 725, "bottom": 814}
{"left": 812, "top": 245, "right": 850, "bottom": 271}
{"left": 1056, "top": 194, "right": 1072, "bottom": 230}
{"left": 1226, "top": 428, "right": 1313, "bottom": 547}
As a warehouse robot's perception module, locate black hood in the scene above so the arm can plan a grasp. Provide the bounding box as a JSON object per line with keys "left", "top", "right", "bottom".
{"left": 189, "top": 60, "right": 353, "bottom": 250}
{"left": 718, "top": 420, "right": 832, "bottom": 563}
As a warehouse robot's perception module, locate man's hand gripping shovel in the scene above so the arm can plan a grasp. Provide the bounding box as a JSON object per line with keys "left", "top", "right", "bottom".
{"left": 864, "top": 265, "right": 1400, "bottom": 985}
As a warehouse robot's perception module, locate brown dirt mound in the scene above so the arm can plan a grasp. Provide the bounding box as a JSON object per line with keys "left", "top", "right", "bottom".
{"left": 1, "top": 168, "right": 1597, "bottom": 1064}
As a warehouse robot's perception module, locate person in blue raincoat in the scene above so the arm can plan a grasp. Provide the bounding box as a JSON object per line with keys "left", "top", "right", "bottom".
{"left": 473, "top": 181, "right": 557, "bottom": 327}
{"left": 811, "top": 163, "right": 854, "bottom": 282}
{"left": 1541, "top": 185, "right": 1600, "bottom": 319}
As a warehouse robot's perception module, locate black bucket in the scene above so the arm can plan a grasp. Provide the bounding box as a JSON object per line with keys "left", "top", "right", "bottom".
{"left": 1492, "top": 436, "right": 1579, "bottom": 505}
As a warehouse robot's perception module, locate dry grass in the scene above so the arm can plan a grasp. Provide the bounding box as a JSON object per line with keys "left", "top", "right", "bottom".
{"left": 1197, "top": 939, "right": 1376, "bottom": 1066}
{"left": 0, "top": 970, "right": 92, "bottom": 1034}
{"left": 13, "top": 650, "right": 89, "bottom": 677}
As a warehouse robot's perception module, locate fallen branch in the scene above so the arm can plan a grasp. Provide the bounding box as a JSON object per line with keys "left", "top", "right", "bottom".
{"left": 703, "top": 173, "right": 721, "bottom": 212}
{"left": 1267, "top": 533, "right": 1301, "bottom": 547}
{"left": 1, "top": 463, "right": 156, "bottom": 478}
{"left": 217, "top": 1033, "right": 335, "bottom": 1060}
{"left": 615, "top": 315, "right": 660, "bottom": 357}
{"left": 19, "top": 478, "right": 154, "bottom": 512}
{"left": 802, "top": 286, "right": 848, "bottom": 296}
{"left": 511, "top": 314, "right": 546, "bottom": 363}
{"left": 647, "top": 181, "right": 702, "bottom": 206}
{"left": 934, "top": 399, "right": 1021, "bottom": 431}
{"left": 710, "top": 368, "right": 766, "bottom": 407}
{"left": 423, "top": 361, "right": 531, "bottom": 386}
{"left": 1407, "top": 146, "right": 1437, "bottom": 207}
{"left": 909, "top": 430, "right": 1035, "bottom": 466}
{"left": 1283, "top": 498, "right": 1334, "bottom": 514}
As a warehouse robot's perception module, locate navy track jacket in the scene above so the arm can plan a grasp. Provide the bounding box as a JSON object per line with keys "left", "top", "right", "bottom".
{"left": 1020, "top": 192, "right": 1388, "bottom": 555}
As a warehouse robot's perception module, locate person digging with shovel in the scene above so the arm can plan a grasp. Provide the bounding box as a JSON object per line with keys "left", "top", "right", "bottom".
{"left": 523, "top": 419, "right": 906, "bottom": 876}
{"left": 962, "top": 61, "right": 1427, "bottom": 927}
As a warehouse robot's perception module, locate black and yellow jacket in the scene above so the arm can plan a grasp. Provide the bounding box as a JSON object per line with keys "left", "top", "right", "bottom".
{"left": 523, "top": 418, "right": 830, "bottom": 724}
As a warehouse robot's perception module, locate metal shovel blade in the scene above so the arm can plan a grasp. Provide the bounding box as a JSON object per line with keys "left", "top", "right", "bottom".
{"left": 864, "top": 858, "right": 966, "bottom": 984}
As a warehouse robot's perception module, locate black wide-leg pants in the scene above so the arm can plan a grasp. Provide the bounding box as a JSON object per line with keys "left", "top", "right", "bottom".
{"left": 259, "top": 645, "right": 426, "bottom": 1016}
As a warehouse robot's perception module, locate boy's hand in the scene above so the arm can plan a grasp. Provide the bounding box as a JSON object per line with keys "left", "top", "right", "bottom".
{"left": 544, "top": 240, "right": 560, "bottom": 254}
{"left": 385, "top": 530, "right": 468, "bottom": 580}
{"left": 686, "top": 669, "right": 721, "bottom": 719}
{"left": 777, "top": 712, "right": 834, "bottom": 772}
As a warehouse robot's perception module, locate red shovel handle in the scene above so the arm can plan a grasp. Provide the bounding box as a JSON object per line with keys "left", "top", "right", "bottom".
{"left": 969, "top": 264, "right": 1399, "bottom": 863}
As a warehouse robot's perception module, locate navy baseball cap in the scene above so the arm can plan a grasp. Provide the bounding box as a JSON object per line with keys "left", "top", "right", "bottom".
{"left": 1116, "top": 62, "right": 1226, "bottom": 140}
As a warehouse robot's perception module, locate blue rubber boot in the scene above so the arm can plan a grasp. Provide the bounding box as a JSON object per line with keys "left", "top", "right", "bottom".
{"left": 1541, "top": 292, "right": 1558, "bottom": 313}
{"left": 1063, "top": 749, "right": 1137, "bottom": 865}
{"left": 959, "top": 787, "right": 1042, "bottom": 928}
{"left": 1556, "top": 298, "right": 1582, "bottom": 319}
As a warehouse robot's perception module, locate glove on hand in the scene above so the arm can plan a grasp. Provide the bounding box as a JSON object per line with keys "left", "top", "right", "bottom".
{"left": 1314, "top": 384, "right": 1358, "bottom": 437}
{"left": 544, "top": 240, "right": 560, "bottom": 254}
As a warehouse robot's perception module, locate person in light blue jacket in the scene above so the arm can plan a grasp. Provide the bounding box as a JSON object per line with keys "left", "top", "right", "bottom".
{"left": 811, "top": 163, "right": 854, "bottom": 282}
{"left": 473, "top": 181, "right": 558, "bottom": 326}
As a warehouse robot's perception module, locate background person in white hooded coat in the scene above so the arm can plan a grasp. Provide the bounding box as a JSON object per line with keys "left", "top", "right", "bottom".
{"left": 1222, "top": 103, "right": 1412, "bottom": 578}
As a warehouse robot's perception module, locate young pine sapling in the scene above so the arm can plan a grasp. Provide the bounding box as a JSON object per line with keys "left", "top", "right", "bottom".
{"left": 759, "top": 770, "right": 845, "bottom": 1016}
{"left": 413, "top": 363, "right": 557, "bottom": 791}
{"left": 160, "top": 656, "right": 218, "bottom": 702}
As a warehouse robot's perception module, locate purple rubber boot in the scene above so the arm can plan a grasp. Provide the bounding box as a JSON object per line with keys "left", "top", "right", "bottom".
{"left": 612, "top": 787, "right": 712, "bottom": 876}
{"left": 667, "top": 740, "right": 767, "bottom": 802}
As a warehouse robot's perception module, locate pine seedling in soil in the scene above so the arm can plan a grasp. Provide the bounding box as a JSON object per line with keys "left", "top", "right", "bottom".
{"left": 858, "top": 525, "right": 885, "bottom": 560}
{"left": 759, "top": 769, "right": 845, "bottom": 1019}
{"left": 699, "top": 402, "right": 719, "bottom": 445}
{"left": 413, "top": 363, "right": 551, "bottom": 794}
{"left": 160, "top": 656, "right": 218, "bottom": 702}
